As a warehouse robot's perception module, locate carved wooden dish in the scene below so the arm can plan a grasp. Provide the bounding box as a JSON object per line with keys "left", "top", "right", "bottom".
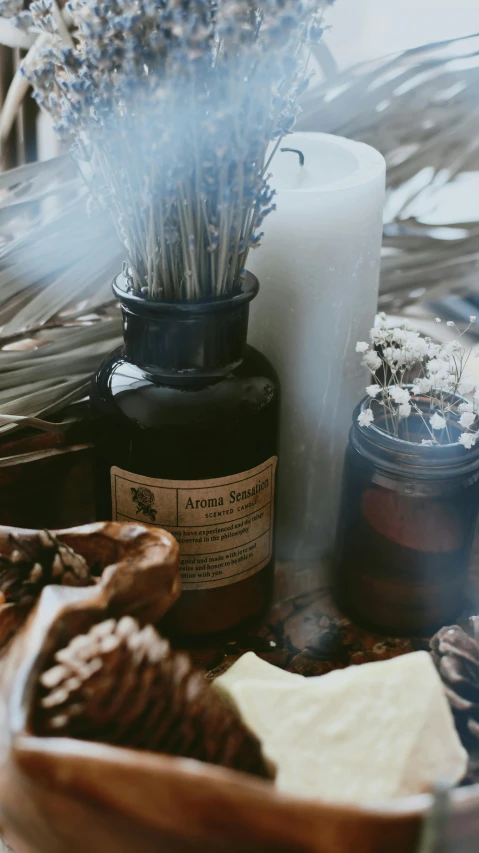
{"left": 0, "top": 524, "right": 478, "bottom": 853}
{"left": 0, "top": 522, "right": 181, "bottom": 650}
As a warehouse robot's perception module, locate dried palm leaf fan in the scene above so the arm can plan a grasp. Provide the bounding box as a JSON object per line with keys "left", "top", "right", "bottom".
{"left": 302, "top": 34, "right": 479, "bottom": 312}
{"left": 0, "top": 0, "right": 121, "bottom": 439}
{"left": 0, "top": 156, "right": 123, "bottom": 436}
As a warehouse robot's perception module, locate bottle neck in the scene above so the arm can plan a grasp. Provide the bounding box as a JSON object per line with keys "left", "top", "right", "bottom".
{"left": 116, "top": 272, "right": 258, "bottom": 375}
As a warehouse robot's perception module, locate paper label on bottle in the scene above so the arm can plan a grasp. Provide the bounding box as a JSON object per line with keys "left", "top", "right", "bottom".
{"left": 110, "top": 457, "right": 277, "bottom": 590}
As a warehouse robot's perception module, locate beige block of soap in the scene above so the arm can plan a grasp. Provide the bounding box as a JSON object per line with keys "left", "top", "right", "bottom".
{"left": 218, "top": 651, "right": 467, "bottom": 804}
{"left": 214, "top": 652, "right": 303, "bottom": 691}
{"left": 213, "top": 653, "right": 304, "bottom": 738}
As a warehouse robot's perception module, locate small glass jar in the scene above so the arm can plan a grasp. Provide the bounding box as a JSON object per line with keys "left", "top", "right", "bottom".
{"left": 90, "top": 272, "right": 279, "bottom": 636}
{"left": 335, "top": 395, "right": 479, "bottom": 635}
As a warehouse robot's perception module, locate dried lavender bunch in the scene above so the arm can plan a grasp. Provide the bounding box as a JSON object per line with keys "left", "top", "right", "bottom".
{"left": 13, "top": 0, "right": 332, "bottom": 301}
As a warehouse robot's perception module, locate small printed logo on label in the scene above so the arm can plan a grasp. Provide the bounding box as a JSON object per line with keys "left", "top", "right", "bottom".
{"left": 111, "top": 457, "right": 277, "bottom": 590}
{"left": 130, "top": 486, "right": 157, "bottom": 522}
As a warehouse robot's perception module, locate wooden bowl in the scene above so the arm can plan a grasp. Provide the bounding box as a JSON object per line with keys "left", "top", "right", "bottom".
{"left": 0, "top": 521, "right": 181, "bottom": 649}
{"left": 0, "top": 525, "right": 478, "bottom": 853}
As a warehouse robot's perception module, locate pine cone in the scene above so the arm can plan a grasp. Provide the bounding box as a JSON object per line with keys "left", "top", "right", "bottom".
{"left": 0, "top": 530, "right": 93, "bottom": 607}
{"left": 430, "top": 617, "right": 479, "bottom": 743}
{"left": 37, "top": 617, "right": 271, "bottom": 779}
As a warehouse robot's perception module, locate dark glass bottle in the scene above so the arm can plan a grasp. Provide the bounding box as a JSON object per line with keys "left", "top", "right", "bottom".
{"left": 335, "top": 395, "right": 479, "bottom": 635}
{"left": 91, "top": 272, "right": 279, "bottom": 636}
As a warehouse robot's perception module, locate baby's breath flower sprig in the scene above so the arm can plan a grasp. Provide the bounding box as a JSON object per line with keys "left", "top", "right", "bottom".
{"left": 13, "top": 0, "right": 332, "bottom": 301}
{"left": 355, "top": 314, "right": 479, "bottom": 449}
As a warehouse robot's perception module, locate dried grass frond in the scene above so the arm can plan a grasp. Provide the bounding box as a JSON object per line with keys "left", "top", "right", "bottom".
{"left": 301, "top": 34, "right": 479, "bottom": 311}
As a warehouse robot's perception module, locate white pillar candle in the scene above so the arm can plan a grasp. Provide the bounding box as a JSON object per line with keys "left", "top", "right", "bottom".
{"left": 248, "top": 132, "right": 385, "bottom": 561}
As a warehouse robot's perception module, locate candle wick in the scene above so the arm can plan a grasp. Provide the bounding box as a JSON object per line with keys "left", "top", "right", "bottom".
{"left": 280, "top": 147, "right": 305, "bottom": 167}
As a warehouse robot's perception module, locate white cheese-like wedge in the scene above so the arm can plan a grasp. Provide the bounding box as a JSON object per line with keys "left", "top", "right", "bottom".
{"left": 214, "top": 652, "right": 303, "bottom": 692}
{"left": 213, "top": 653, "right": 304, "bottom": 733}
{"left": 217, "top": 651, "right": 467, "bottom": 803}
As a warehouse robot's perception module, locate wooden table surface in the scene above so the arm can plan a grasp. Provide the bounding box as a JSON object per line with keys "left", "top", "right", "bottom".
{"left": 186, "top": 553, "right": 479, "bottom": 681}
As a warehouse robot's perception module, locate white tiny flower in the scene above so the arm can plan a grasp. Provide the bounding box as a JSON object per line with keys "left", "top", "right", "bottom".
{"left": 358, "top": 408, "right": 374, "bottom": 427}
{"left": 398, "top": 402, "right": 411, "bottom": 418}
{"left": 446, "top": 320, "right": 454, "bottom": 327}
{"left": 427, "top": 358, "right": 451, "bottom": 376}
{"left": 392, "top": 328, "right": 407, "bottom": 345}
{"left": 459, "top": 411, "right": 476, "bottom": 429}
{"left": 435, "top": 318, "right": 442, "bottom": 323}
{"left": 443, "top": 340, "right": 461, "bottom": 353}
{"left": 434, "top": 375, "right": 455, "bottom": 392}
{"left": 412, "top": 377, "right": 432, "bottom": 395}
{"left": 355, "top": 341, "right": 369, "bottom": 353}
{"left": 471, "top": 316, "right": 477, "bottom": 323}
{"left": 459, "top": 432, "right": 477, "bottom": 449}
{"left": 430, "top": 412, "right": 447, "bottom": 431}
{"left": 366, "top": 384, "right": 381, "bottom": 398}
{"left": 363, "top": 351, "right": 382, "bottom": 372}
{"left": 389, "top": 386, "right": 410, "bottom": 405}
{"left": 405, "top": 336, "right": 429, "bottom": 360}
{"left": 370, "top": 327, "right": 388, "bottom": 345}
{"left": 383, "top": 346, "right": 396, "bottom": 363}
{"left": 459, "top": 376, "right": 476, "bottom": 395}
